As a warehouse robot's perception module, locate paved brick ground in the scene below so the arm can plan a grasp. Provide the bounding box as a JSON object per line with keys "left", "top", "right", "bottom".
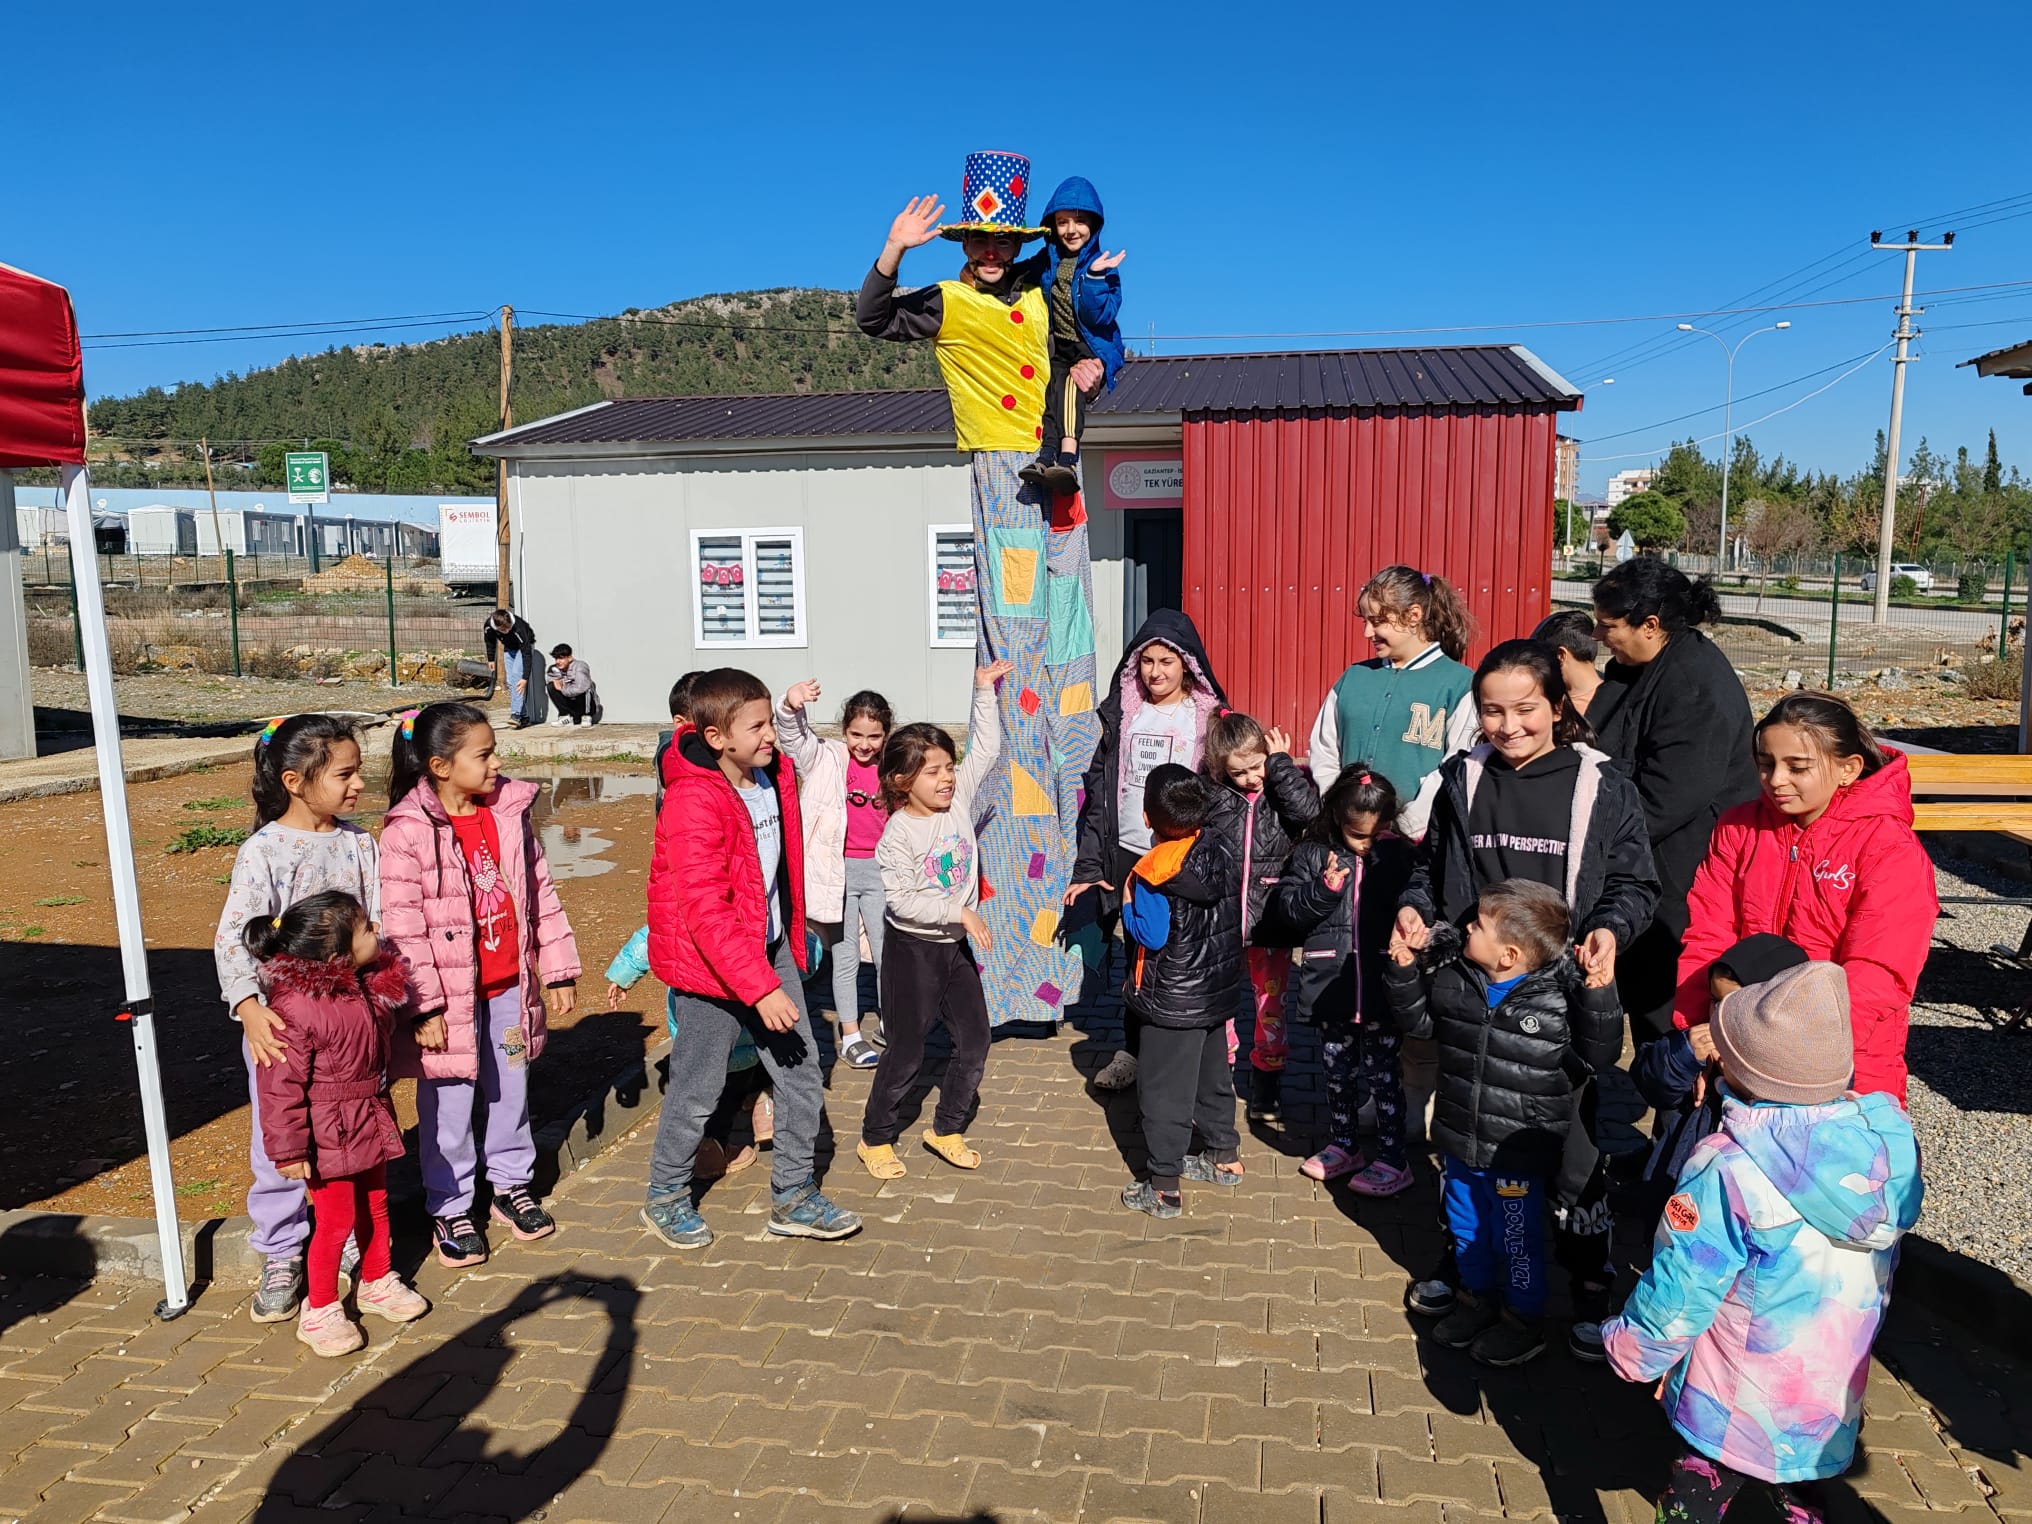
{"left": 1, "top": 992, "right": 2025, "bottom": 1523}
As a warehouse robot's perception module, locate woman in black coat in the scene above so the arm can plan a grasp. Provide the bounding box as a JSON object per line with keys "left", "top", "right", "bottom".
{"left": 1585, "top": 561, "right": 1758, "bottom": 1043}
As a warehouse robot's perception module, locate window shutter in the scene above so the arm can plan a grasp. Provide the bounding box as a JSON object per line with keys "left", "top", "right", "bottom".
{"left": 933, "top": 529, "right": 976, "bottom": 643}
{"left": 696, "top": 532, "right": 747, "bottom": 643}
{"left": 753, "top": 536, "right": 799, "bottom": 639}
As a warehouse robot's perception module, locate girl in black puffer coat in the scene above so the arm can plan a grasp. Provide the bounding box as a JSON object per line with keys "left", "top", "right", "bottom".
{"left": 1268, "top": 768, "right": 1416, "bottom": 1194}
{"left": 1200, "top": 710, "right": 1320, "bottom": 1117}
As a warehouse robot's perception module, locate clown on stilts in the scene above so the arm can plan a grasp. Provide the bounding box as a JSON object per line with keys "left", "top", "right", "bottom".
{"left": 856, "top": 151, "right": 1110, "bottom": 1027}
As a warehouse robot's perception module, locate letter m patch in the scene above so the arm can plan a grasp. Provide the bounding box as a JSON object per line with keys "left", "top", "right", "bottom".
{"left": 1402, "top": 703, "right": 1446, "bottom": 752}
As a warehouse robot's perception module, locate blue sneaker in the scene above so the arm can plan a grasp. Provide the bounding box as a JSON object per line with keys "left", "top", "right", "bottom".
{"left": 767, "top": 1183, "right": 862, "bottom": 1240}
{"left": 640, "top": 1195, "right": 713, "bottom": 1250}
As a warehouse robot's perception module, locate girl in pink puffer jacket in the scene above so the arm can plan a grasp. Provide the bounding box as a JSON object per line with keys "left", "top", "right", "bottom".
{"left": 379, "top": 703, "right": 580, "bottom": 1270}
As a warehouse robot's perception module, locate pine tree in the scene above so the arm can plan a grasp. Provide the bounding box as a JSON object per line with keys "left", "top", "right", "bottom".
{"left": 1985, "top": 428, "right": 2004, "bottom": 495}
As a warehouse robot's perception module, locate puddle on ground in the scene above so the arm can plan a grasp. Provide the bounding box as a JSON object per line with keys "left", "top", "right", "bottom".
{"left": 351, "top": 764, "right": 654, "bottom": 879}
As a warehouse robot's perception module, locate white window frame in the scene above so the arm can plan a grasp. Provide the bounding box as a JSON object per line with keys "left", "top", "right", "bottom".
{"left": 689, "top": 527, "right": 808, "bottom": 650}
{"left": 927, "top": 523, "right": 978, "bottom": 649}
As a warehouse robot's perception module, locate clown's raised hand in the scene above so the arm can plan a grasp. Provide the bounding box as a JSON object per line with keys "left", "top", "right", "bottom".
{"left": 886, "top": 196, "right": 946, "bottom": 256}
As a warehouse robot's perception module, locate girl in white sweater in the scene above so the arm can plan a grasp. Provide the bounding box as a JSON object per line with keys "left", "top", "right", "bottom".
{"left": 857, "top": 661, "right": 1010, "bottom": 1178}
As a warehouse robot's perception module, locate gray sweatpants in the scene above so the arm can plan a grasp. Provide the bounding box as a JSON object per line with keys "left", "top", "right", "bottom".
{"left": 647, "top": 939, "right": 825, "bottom": 1200}
{"left": 830, "top": 856, "right": 887, "bottom": 1026}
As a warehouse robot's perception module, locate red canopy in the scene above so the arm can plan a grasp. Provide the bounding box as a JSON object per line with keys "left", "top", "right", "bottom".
{"left": 0, "top": 262, "right": 86, "bottom": 468}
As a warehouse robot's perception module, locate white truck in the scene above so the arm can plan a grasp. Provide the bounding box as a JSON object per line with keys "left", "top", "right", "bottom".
{"left": 437, "top": 502, "right": 498, "bottom": 593}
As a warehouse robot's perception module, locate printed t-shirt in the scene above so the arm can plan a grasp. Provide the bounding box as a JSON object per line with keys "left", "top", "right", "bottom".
{"left": 447, "top": 809, "right": 521, "bottom": 995}
{"left": 739, "top": 772, "right": 784, "bottom": 943}
{"left": 1468, "top": 747, "right": 1581, "bottom": 896}
{"left": 1119, "top": 698, "right": 1199, "bottom": 854}
{"left": 844, "top": 756, "right": 885, "bottom": 859}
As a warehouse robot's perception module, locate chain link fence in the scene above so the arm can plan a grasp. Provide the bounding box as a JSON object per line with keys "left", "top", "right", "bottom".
{"left": 24, "top": 548, "right": 489, "bottom": 687}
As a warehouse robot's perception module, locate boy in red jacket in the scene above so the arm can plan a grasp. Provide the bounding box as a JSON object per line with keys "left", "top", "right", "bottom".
{"left": 642, "top": 668, "right": 861, "bottom": 1249}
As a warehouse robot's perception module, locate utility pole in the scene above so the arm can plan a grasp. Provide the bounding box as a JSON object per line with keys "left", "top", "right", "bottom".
{"left": 1869, "top": 229, "right": 1953, "bottom": 624}
{"left": 494, "top": 305, "right": 514, "bottom": 618}
{"left": 198, "top": 437, "right": 225, "bottom": 575}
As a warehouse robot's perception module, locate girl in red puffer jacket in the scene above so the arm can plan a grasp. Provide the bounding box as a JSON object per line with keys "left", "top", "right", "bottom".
{"left": 1675, "top": 694, "right": 1938, "bottom": 1103}
{"left": 248, "top": 891, "right": 428, "bottom": 1357}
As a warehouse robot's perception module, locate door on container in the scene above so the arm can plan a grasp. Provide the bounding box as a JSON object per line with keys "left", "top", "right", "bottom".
{"left": 1123, "top": 508, "right": 1183, "bottom": 635}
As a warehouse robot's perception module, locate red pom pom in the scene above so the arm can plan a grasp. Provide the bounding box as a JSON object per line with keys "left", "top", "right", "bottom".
{"left": 1009, "top": 310, "right": 1024, "bottom": 324}
{"left": 1001, "top": 395, "right": 1016, "bottom": 409}
{"left": 1020, "top": 364, "right": 1035, "bottom": 379}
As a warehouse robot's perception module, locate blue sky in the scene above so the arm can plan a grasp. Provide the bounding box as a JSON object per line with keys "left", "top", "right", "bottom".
{"left": 8, "top": 0, "right": 2032, "bottom": 495}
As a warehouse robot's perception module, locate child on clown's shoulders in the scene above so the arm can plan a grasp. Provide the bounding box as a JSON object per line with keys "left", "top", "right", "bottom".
{"left": 1020, "top": 177, "right": 1127, "bottom": 500}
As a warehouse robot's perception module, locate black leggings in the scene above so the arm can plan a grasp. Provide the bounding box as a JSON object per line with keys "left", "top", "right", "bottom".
{"left": 861, "top": 931, "right": 990, "bottom": 1146}
{"left": 1656, "top": 1448, "right": 1823, "bottom": 1524}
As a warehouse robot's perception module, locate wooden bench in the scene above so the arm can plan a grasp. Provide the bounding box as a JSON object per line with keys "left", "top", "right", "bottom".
{"left": 1906, "top": 751, "right": 2032, "bottom": 1025}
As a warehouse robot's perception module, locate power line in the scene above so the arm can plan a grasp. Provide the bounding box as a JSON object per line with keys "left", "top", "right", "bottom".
{"left": 1579, "top": 347, "right": 1889, "bottom": 446}
{"left": 86, "top": 316, "right": 493, "bottom": 351}
{"left": 80, "top": 309, "right": 493, "bottom": 339}
{"left": 1582, "top": 343, "right": 1896, "bottom": 464}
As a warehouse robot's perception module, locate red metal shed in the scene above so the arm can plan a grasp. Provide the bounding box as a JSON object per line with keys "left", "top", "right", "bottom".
{"left": 1096, "top": 347, "right": 1584, "bottom": 742}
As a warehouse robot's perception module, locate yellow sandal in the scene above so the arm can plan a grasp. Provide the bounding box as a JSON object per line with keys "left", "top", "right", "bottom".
{"left": 858, "top": 1142, "right": 907, "bottom": 1180}
{"left": 921, "top": 1129, "right": 982, "bottom": 1170}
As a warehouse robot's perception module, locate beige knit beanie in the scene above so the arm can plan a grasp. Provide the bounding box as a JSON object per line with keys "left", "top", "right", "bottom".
{"left": 1711, "top": 960, "right": 1854, "bottom": 1106}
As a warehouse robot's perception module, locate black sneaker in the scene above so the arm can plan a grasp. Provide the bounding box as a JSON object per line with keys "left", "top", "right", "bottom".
{"left": 1472, "top": 1311, "right": 1547, "bottom": 1368}
{"left": 1406, "top": 1278, "right": 1457, "bottom": 1318}
{"left": 1017, "top": 462, "right": 1051, "bottom": 491}
{"left": 1432, "top": 1289, "right": 1501, "bottom": 1348}
{"left": 432, "top": 1213, "right": 489, "bottom": 1268}
{"left": 1247, "top": 1070, "right": 1283, "bottom": 1124}
{"left": 1039, "top": 462, "right": 1081, "bottom": 499}
{"left": 491, "top": 1186, "right": 556, "bottom": 1242}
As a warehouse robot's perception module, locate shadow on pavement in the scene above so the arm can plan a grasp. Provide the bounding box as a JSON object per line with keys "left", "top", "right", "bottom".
{"left": 253, "top": 1272, "right": 638, "bottom": 1520}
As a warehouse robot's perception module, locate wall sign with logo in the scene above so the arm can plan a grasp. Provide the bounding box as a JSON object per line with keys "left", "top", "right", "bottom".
{"left": 1101, "top": 454, "right": 1184, "bottom": 510}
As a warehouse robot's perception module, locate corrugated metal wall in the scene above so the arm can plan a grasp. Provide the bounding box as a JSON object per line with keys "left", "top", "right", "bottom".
{"left": 1182, "top": 407, "right": 1561, "bottom": 746}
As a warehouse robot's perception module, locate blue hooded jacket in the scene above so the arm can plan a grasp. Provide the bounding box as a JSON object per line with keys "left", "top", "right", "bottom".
{"left": 1039, "top": 177, "right": 1127, "bottom": 389}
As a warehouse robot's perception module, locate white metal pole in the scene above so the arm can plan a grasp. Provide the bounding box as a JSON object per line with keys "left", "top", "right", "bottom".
{"left": 1719, "top": 350, "right": 1734, "bottom": 573}
{"left": 61, "top": 463, "right": 188, "bottom": 1317}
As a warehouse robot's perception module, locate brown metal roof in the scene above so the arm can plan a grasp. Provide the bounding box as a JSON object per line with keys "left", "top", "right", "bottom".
{"left": 474, "top": 345, "right": 1581, "bottom": 452}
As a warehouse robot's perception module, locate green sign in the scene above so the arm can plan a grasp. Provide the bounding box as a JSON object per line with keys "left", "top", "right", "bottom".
{"left": 286, "top": 451, "right": 330, "bottom": 505}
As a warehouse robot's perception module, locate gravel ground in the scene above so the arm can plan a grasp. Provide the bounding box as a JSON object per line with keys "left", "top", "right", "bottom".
{"left": 31, "top": 665, "right": 476, "bottom": 741}
{"left": 1910, "top": 847, "right": 2032, "bottom": 1281}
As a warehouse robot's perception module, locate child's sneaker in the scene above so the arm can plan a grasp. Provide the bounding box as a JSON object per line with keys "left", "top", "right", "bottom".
{"left": 432, "top": 1213, "right": 488, "bottom": 1268}
{"left": 1407, "top": 1279, "right": 1456, "bottom": 1318}
{"left": 1039, "top": 462, "right": 1081, "bottom": 499}
{"left": 1568, "top": 1283, "right": 1612, "bottom": 1364}
{"left": 249, "top": 1254, "right": 304, "bottom": 1324}
{"left": 640, "top": 1196, "right": 714, "bottom": 1250}
{"left": 355, "top": 1272, "right": 429, "bottom": 1324}
{"left": 1432, "top": 1289, "right": 1501, "bottom": 1348}
{"left": 768, "top": 1184, "right": 862, "bottom": 1240}
{"left": 1121, "top": 1181, "right": 1182, "bottom": 1219}
{"left": 1300, "top": 1145, "right": 1364, "bottom": 1183}
{"left": 1471, "top": 1311, "right": 1547, "bottom": 1368}
{"left": 491, "top": 1185, "right": 556, "bottom": 1242}
{"left": 1246, "top": 1070, "right": 1282, "bottom": 1124}
{"left": 1180, "top": 1153, "right": 1243, "bottom": 1188}
{"left": 297, "top": 1301, "right": 364, "bottom": 1358}
{"left": 839, "top": 1036, "right": 880, "bottom": 1069}
{"left": 1091, "top": 1051, "right": 1139, "bottom": 1090}
{"left": 1347, "top": 1160, "right": 1415, "bottom": 1198}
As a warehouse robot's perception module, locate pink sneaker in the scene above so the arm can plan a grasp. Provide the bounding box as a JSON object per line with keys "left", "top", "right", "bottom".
{"left": 355, "top": 1272, "right": 430, "bottom": 1324}
{"left": 296, "top": 1301, "right": 364, "bottom": 1357}
{"left": 1300, "top": 1145, "right": 1364, "bottom": 1182}
{"left": 1347, "top": 1160, "right": 1415, "bottom": 1197}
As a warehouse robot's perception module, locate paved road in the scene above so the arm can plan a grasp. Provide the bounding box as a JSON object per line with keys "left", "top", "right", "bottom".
{"left": 0, "top": 999, "right": 2021, "bottom": 1522}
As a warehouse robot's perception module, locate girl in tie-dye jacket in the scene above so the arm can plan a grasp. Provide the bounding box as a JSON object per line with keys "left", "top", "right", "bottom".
{"left": 1602, "top": 1088, "right": 1921, "bottom": 1491}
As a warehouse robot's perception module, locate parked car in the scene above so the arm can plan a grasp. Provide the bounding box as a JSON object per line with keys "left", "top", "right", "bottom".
{"left": 1860, "top": 564, "right": 1935, "bottom": 593}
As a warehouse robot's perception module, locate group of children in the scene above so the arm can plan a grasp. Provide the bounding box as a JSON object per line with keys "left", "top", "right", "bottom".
{"left": 213, "top": 545, "right": 1938, "bottom": 1519}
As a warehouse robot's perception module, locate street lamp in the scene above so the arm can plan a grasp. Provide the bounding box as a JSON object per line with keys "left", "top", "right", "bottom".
{"left": 1676, "top": 320, "right": 1791, "bottom": 569}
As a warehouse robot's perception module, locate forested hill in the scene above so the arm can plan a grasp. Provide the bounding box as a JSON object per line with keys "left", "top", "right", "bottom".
{"left": 81, "top": 289, "right": 945, "bottom": 494}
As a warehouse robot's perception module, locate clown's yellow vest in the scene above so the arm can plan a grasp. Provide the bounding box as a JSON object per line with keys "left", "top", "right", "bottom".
{"left": 935, "top": 279, "right": 1049, "bottom": 452}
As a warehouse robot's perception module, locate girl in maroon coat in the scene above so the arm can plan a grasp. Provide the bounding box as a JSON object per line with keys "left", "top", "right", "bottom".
{"left": 248, "top": 891, "right": 429, "bottom": 1356}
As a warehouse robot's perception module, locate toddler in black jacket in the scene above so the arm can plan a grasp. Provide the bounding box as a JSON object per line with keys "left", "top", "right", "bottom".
{"left": 1385, "top": 879, "right": 1622, "bottom": 1369}
{"left": 1118, "top": 764, "right": 1243, "bottom": 1218}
